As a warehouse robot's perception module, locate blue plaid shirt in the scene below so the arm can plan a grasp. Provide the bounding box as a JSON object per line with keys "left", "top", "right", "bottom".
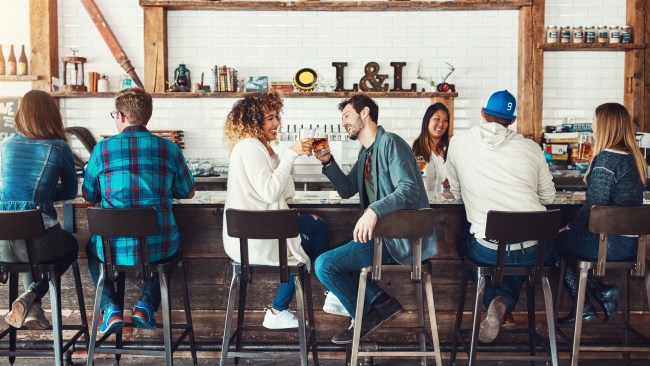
{"left": 83, "top": 125, "right": 195, "bottom": 265}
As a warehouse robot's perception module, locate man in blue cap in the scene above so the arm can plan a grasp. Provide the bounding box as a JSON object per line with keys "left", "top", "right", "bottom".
{"left": 446, "top": 90, "right": 556, "bottom": 343}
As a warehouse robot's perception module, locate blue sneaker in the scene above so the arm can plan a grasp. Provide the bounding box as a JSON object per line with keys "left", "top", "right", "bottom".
{"left": 100, "top": 305, "right": 124, "bottom": 335}
{"left": 131, "top": 301, "right": 156, "bottom": 329}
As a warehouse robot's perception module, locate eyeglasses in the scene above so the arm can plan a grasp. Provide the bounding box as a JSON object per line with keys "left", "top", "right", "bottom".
{"left": 110, "top": 111, "right": 120, "bottom": 119}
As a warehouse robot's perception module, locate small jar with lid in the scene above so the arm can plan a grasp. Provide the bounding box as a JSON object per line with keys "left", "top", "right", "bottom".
{"left": 609, "top": 26, "right": 621, "bottom": 44}
{"left": 585, "top": 26, "right": 596, "bottom": 43}
{"left": 546, "top": 25, "right": 558, "bottom": 43}
{"left": 621, "top": 25, "right": 633, "bottom": 44}
{"left": 597, "top": 26, "right": 609, "bottom": 43}
{"left": 572, "top": 26, "right": 584, "bottom": 43}
{"left": 560, "top": 26, "right": 572, "bottom": 43}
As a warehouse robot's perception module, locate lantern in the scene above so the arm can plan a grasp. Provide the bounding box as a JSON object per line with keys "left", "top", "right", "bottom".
{"left": 62, "top": 51, "right": 87, "bottom": 92}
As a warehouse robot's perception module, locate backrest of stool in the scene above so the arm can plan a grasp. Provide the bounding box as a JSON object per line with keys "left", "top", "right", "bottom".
{"left": 372, "top": 209, "right": 435, "bottom": 282}
{"left": 588, "top": 205, "right": 650, "bottom": 278}
{"left": 86, "top": 207, "right": 158, "bottom": 281}
{"left": 226, "top": 209, "right": 299, "bottom": 284}
{"left": 485, "top": 209, "right": 562, "bottom": 286}
{"left": 0, "top": 210, "right": 46, "bottom": 282}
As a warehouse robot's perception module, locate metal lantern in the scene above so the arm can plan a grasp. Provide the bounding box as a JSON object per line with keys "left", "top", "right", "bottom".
{"left": 62, "top": 52, "right": 87, "bottom": 92}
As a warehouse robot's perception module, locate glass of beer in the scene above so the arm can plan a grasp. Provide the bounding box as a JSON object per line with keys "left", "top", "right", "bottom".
{"left": 313, "top": 130, "right": 330, "bottom": 158}
{"left": 577, "top": 133, "right": 594, "bottom": 160}
{"left": 416, "top": 156, "right": 426, "bottom": 176}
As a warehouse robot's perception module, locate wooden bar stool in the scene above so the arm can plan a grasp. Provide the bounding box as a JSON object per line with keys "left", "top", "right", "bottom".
{"left": 554, "top": 205, "right": 650, "bottom": 366}
{"left": 85, "top": 207, "right": 197, "bottom": 366}
{"left": 221, "top": 208, "right": 318, "bottom": 366}
{"left": 349, "top": 208, "right": 442, "bottom": 366}
{"left": 450, "top": 209, "right": 561, "bottom": 366}
{"left": 0, "top": 209, "right": 89, "bottom": 366}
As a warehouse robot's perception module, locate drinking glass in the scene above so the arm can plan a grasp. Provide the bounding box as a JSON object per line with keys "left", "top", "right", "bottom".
{"left": 577, "top": 133, "right": 594, "bottom": 160}
{"left": 416, "top": 156, "right": 426, "bottom": 176}
{"left": 313, "top": 130, "right": 330, "bottom": 158}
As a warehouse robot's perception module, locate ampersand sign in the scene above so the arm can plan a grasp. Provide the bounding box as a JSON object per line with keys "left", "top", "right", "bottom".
{"left": 359, "top": 62, "right": 389, "bottom": 92}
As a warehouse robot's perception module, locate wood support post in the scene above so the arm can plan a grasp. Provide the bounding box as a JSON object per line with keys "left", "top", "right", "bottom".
{"left": 625, "top": 0, "right": 647, "bottom": 132}
{"left": 29, "top": 0, "right": 58, "bottom": 92}
{"left": 144, "top": 7, "right": 168, "bottom": 93}
{"left": 518, "top": 0, "right": 544, "bottom": 142}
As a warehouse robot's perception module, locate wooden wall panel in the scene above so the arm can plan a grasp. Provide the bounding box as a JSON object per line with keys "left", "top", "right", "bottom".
{"left": 625, "top": 0, "right": 647, "bottom": 131}
{"left": 517, "top": 0, "right": 544, "bottom": 142}
{"left": 144, "top": 7, "right": 168, "bottom": 92}
{"left": 29, "top": 0, "right": 58, "bottom": 92}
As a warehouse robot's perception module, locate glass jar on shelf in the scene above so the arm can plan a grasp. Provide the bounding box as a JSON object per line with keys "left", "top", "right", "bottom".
{"left": 585, "top": 26, "right": 596, "bottom": 43}
{"left": 546, "top": 25, "right": 558, "bottom": 44}
{"left": 621, "top": 25, "right": 633, "bottom": 44}
{"left": 572, "top": 26, "right": 584, "bottom": 43}
{"left": 609, "top": 26, "right": 621, "bottom": 44}
{"left": 560, "top": 26, "right": 572, "bottom": 44}
{"left": 597, "top": 26, "right": 609, "bottom": 43}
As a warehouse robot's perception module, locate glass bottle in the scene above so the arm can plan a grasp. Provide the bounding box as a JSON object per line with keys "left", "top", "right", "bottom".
{"left": 6, "top": 45, "right": 16, "bottom": 76}
{"left": 17, "top": 45, "right": 27, "bottom": 76}
{"left": 0, "top": 45, "right": 5, "bottom": 75}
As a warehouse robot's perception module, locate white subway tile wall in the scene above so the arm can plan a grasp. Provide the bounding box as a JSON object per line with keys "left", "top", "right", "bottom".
{"left": 0, "top": 0, "right": 628, "bottom": 165}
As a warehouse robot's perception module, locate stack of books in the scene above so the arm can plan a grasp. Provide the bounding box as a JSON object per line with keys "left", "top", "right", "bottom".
{"left": 542, "top": 130, "right": 592, "bottom": 170}
{"left": 212, "top": 66, "right": 238, "bottom": 92}
{"left": 271, "top": 81, "right": 294, "bottom": 93}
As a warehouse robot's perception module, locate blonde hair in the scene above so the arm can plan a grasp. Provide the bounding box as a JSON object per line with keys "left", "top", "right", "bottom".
{"left": 114, "top": 87, "right": 153, "bottom": 125}
{"left": 585, "top": 103, "right": 647, "bottom": 184}
{"left": 14, "top": 90, "right": 66, "bottom": 140}
{"left": 224, "top": 90, "right": 284, "bottom": 149}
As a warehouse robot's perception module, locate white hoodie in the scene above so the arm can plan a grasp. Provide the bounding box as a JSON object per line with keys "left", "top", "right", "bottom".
{"left": 446, "top": 122, "right": 555, "bottom": 239}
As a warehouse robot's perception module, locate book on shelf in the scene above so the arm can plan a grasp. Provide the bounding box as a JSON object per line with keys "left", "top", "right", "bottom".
{"left": 543, "top": 132, "right": 579, "bottom": 143}
{"left": 212, "top": 65, "right": 238, "bottom": 92}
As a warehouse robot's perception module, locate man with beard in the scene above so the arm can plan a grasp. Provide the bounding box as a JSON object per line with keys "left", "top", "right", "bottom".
{"left": 312, "top": 94, "right": 437, "bottom": 344}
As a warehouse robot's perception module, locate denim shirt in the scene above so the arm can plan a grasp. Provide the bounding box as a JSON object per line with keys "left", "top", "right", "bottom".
{"left": 0, "top": 134, "right": 78, "bottom": 228}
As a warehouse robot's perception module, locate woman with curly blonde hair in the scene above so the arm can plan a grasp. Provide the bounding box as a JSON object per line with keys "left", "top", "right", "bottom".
{"left": 223, "top": 91, "right": 333, "bottom": 329}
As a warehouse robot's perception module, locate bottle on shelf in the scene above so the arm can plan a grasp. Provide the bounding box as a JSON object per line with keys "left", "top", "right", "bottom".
{"left": 0, "top": 44, "right": 5, "bottom": 75}
{"left": 6, "top": 44, "right": 16, "bottom": 76}
{"left": 17, "top": 45, "right": 27, "bottom": 76}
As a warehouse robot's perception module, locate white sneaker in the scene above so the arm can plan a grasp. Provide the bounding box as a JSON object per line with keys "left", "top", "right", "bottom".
{"left": 24, "top": 302, "right": 50, "bottom": 330}
{"left": 5, "top": 291, "right": 34, "bottom": 328}
{"left": 323, "top": 291, "right": 350, "bottom": 317}
{"left": 262, "top": 308, "right": 298, "bottom": 329}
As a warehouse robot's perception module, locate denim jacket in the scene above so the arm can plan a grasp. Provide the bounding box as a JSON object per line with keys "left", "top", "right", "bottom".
{"left": 323, "top": 126, "right": 438, "bottom": 265}
{"left": 0, "top": 134, "right": 78, "bottom": 227}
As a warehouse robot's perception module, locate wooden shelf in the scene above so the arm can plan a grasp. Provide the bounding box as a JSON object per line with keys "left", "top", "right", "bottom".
{"left": 51, "top": 91, "right": 458, "bottom": 99}
{"left": 0, "top": 75, "right": 39, "bottom": 81}
{"left": 139, "top": 0, "right": 532, "bottom": 11}
{"left": 537, "top": 43, "right": 645, "bottom": 51}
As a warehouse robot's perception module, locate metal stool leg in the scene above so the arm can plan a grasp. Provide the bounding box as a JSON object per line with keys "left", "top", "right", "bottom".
{"left": 424, "top": 272, "right": 442, "bottom": 366}
{"left": 72, "top": 261, "right": 90, "bottom": 348}
{"left": 526, "top": 280, "right": 536, "bottom": 362}
{"left": 554, "top": 259, "right": 568, "bottom": 322}
{"left": 219, "top": 265, "right": 240, "bottom": 366}
{"left": 302, "top": 270, "right": 319, "bottom": 366}
{"left": 415, "top": 276, "right": 426, "bottom": 366}
{"left": 450, "top": 264, "right": 469, "bottom": 366}
{"left": 178, "top": 261, "right": 198, "bottom": 366}
{"left": 542, "top": 275, "right": 559, "bottom": 366}
{"left": 160, "top": 269, "right": 173, "bottom": 366}
{"left": 469, "top": 275, "right": 487, "bottom": 366}
{"left": 294, "top": 273, "right": 308, "bottom": 366}
{"left": 116, "top": 272, "right": 126, "bottom": 365}
{"left": 570, "top": 267, "right": 589, "bottom": 366}
{"left": 350, "top": 267, "right": 370, "bottom": 366}
{"left": 49, "top": 273, "right": 64, "bottom": 366}
{"left": 622, "top": 270, "right": 630, "bottom": 364}
{"left": 8, "top": 274, "right": 18, "bottom": 366}
{"left": 87, "top": 269, "right": 107, "bottom": 366}
{"left": 234, "top": 267, "right": 248, "bottom": 365}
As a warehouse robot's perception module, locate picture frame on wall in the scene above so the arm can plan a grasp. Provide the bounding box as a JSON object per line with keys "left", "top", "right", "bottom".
{"left": 0, "top": 96, "right": 20, "bottom": 141}
{"left": 245, "top": 76, "right": 269, "bottom": 92}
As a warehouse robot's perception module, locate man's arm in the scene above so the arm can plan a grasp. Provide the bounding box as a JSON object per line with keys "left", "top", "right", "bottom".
{"left": 322, "top": 156, "right": 360, "bottom": 199}
{"left": 536, "top": 150, "right": 556, "bottom": 205}
{"left": 81, "top": 145, "right": 101, "bottom": 203}
{"left": 171, "top": 148, "right": 196, "bottom": 199}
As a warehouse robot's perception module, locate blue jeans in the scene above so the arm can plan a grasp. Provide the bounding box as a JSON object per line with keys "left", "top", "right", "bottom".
{"left": 461, "top": 235, "right": 555, "bottom": 313}
{"left": 86, "top": 243, "right": 161, "bottom": 312}
{"left": 555, "top": 228, "right": 637, "bottom": 260}
{"left": 314, "top": 238, "right": 398, "bottom": 319}
{"left": 272, "top": 214, "right": 330, "bottom": 311}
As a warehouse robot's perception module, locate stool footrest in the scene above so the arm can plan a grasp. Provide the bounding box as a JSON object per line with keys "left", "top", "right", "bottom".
{"left": 357, "top": 351, "right": 437, "bottom": 357}
{"left": 225, "top": 351, "right": 303, "bottom": 360}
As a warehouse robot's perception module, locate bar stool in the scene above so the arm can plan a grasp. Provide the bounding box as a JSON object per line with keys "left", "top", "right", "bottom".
{"left": 0, "top": 209, "right": 89, "bottom": 366}
{"left": 554, "top": 205, "right": 650, "bottom": 366}
{"left": 349, "top": 208, "right": 442, "bottom": 366}
{"left": 221, "top": 208, "right": 318, "bottom": 366}
{"left": 450, "top": 209, "right": 561, "bottom": 366}
{"left": 85, "top": 207, "right": 197, "bottom": 366}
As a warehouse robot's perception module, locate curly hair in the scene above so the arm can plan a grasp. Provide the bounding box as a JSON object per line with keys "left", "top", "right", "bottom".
{"left": 224, "top": 90, "right": 284, "bottom": 149}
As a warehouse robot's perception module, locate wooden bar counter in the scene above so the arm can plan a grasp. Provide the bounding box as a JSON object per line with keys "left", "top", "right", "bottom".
{"left": 6, "top": 191, "right": 648, "bottom": 359}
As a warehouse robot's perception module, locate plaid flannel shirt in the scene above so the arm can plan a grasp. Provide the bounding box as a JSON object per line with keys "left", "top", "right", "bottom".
{"left": 83, "top": 125, "right": 195, "bottom": 266}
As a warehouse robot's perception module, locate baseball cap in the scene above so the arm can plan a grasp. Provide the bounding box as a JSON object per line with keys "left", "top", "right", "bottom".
{"left": 484, "top": 90, "right": 517, "bottom": 120}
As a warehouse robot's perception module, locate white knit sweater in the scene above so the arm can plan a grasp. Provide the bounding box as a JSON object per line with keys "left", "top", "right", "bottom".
{"left": 222, "top": 138, "right": 310, "bottom": 269}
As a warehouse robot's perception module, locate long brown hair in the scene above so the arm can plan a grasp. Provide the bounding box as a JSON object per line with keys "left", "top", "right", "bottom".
{"left": 14, "top": 90, "right": 66, "bottom": 140}
{"left": 412, "top": 103, "right": 450, "bottom": 162}
{"left": 585, "top": 103, "right": 647, "bottom": 184}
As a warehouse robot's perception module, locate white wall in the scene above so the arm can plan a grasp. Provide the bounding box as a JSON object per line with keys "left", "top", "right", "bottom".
{"left": 0, "top": 0, "right": 31, "bottom": 96}
{"left": 0, "top": 0, "right": 629, "bottom": 166}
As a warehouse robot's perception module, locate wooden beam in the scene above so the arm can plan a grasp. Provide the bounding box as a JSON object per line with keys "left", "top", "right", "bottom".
{"left": 517, "top": 0, "right": 544, "bottom": 142}
{"left": 29, "top": 0, "right": 58, "bottom": 92}
{"left": 144, "top": 7, "right": 167, "bottom": 93}
{"left": 625, "top": 0, "right": 646, "bottom": 131}
{"left": 139, "top": 0, "right": 533, "bottom": 11}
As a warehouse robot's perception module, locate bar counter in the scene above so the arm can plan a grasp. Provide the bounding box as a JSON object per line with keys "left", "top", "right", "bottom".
{"left": 42, "top": 191, "right": 650, "bottom": 358}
